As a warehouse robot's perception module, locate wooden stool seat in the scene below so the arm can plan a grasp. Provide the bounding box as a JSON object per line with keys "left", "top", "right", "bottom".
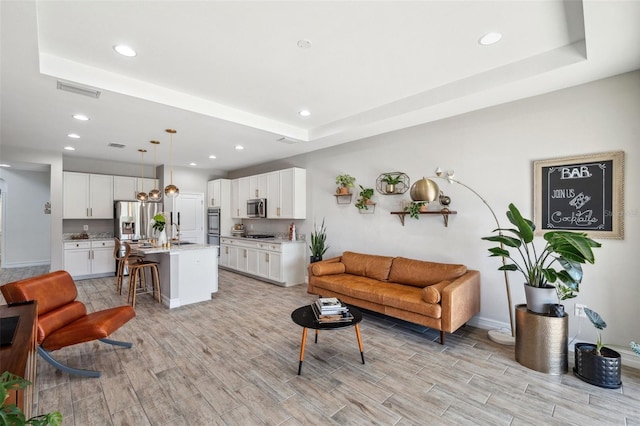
{"left": 124, "top": 242, "right": 161, "bottom": 308}
{"left": 114, "top": 238, "right": 144, "bottom": 295}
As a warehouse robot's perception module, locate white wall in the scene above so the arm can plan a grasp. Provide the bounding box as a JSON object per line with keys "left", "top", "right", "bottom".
{"left": 234, "top": 71, "right": 639, "bottom": 348}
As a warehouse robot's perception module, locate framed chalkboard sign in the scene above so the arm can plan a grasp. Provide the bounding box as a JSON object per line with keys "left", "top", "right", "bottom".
{"left": 534, "top": 151, "right": 624, "bottom": 239}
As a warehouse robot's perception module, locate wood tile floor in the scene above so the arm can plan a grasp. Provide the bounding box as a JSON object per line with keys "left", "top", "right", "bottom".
{"left": 2, "top": 267, "right": 639, "bottom": 425}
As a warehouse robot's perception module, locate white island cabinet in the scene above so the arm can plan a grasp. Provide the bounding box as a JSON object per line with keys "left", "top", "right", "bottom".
{"left": 219, "top": 237, "right": 305, "bottom": 286}
{"left": 135, "top": 244, "right": 218, "bottom": 309}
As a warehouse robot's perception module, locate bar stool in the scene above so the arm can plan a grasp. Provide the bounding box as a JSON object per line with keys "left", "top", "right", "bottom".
{"left": 124, "top": 242, "right": 161, "bottom": 308}
{"left": 114, "top": 238, "right": 144, "bottom": 295}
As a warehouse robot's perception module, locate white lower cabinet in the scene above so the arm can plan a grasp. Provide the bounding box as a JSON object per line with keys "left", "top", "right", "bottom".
{"left": 219, "top": 237, "right": 305, "bottom": 286}
{"left": 64, "top": 240, "right": 116, "bottom": 279}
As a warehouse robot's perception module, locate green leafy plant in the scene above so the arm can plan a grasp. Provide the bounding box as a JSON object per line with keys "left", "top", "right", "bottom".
{"left": 355, "top": 185, "right": 374, "bottom": 210}
{"left": 482, "top": 203, "right": 601, "bottom": 300}
{"left": 152, "top": 213, "right": 166, "bottom": 232}
{"left": 1, "top": 371, "right": 62, "bottom": 426}
{"left": 335, "top": 174, "right": 356, "bottom": 189}
{"left": 309, "top": 219, "right": 328, "bottom": 259}
{"left": 631, "top": 341, "right": 640, "bottom": 357}
{"left": 584, "top": 308, "right": 607, "bottom": 356}
{"left": 382, "top": 174, "right": 402, "bottom": 185}
{"left": 403, "top": 201, "right": 425, "bottom": 219}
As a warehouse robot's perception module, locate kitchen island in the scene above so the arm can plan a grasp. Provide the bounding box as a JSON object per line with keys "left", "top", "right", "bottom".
{"left": 133, "top": 243, "right": 218, "bottom": 309}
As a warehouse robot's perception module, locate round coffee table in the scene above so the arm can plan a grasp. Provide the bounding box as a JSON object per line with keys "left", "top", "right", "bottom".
{"left": 291, "top": 304, "right": 364, "bottom": 375}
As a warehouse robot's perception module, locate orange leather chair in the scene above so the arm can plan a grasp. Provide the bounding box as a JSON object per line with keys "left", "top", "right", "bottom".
{"left": 1, "top": 270, "right": 136, "bottom": 378}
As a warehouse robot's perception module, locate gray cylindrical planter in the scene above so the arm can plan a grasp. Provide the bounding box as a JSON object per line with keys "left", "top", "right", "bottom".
{"left": 573, "top": 343, "right": 622, "bottom": 389}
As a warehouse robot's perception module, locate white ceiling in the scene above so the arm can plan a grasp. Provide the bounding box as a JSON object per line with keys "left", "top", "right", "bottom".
{"left": 1, "top": 1, "right": 639, "bottom": 173}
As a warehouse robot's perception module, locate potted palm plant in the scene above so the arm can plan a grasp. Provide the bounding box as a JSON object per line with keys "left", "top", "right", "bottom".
{"left": 482, "top": 203, "right": 601, "bottom": 314}
{"left": 335, "top": 174, "right": 356, "bottom": 194}
{"left": 573, "top": 308, "right": 622, "bottom": 389}
{"left": 309, "top": 219, "right": 328, "bottom": 263}
{"left": 382, "top": 174, "right": 402, "bottom": 194}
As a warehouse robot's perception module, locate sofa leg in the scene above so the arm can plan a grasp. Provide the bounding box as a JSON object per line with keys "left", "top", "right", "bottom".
{"left": 440, "top": 331, "right": 445, "bottom": 345}
{"left": 38, "top": 347, "right": 101, "bottom": 378}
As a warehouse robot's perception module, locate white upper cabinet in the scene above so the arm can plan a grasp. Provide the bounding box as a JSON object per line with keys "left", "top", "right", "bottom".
{"left": 63, "top": 172, "right": 113, "bottom": 218}
{"left": 267, "top": 168, "right": 306, "bottom": 219}
{"left": 113, "top": 176, "right": 137, "bottom": 200}
{"left": 230, "top": 168, "right": 306, "bottom": 220}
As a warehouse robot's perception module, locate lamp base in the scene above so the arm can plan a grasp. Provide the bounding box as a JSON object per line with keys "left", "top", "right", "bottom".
{"left": 488, "top": 329, "right": 515, "bottom": 346}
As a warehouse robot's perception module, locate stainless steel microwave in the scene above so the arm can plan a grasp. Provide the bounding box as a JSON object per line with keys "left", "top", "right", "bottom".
{"left": 247, "top": 198, "right": 267, "bottom": 218}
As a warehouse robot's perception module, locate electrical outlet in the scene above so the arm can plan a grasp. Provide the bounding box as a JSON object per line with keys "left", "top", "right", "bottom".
{"left": 83, "top": 225, "right": 89, "bottom": 231}
{"left": 574, "top": 303, "right": 587, "bottom": 317}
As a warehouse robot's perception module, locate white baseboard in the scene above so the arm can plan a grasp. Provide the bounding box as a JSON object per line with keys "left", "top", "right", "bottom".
{"left": 467, "top": 315, "right": 512, "bottom": 334}
{"left": 2, "top": 260, "right": 50, "bottom": 268}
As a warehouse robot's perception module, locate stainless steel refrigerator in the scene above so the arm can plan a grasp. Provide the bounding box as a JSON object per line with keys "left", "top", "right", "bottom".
{"left": 114, "top": 201, "right": 162, "bottom": 272}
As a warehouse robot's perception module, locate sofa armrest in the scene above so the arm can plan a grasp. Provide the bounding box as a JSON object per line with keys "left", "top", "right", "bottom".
{"left": 440, "top": 270, "right": 481, "bottom": 332}
{"left": 307, "top": 256, "right": 342, "bottom": 277}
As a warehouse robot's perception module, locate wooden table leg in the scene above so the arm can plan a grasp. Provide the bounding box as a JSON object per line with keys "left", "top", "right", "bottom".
{"left": 298, "top": 327, "right": 308, "bottom": 375}
{"left": 355, "top": 324, "right": 365, "bottom": 364}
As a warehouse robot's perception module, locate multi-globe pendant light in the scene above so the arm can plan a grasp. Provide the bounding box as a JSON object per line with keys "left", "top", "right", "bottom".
{"left": 164, "top": 129, "right": 179, "bottom": 198}
{"left": 136, "top": 149, "right": 148, "bottom": 202}
{"left": 148, "top": 140, "right": 162, "bottom": 201}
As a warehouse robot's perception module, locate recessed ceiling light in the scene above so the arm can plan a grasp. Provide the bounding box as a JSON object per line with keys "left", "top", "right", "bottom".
{"left": 479, "top": 32, "right": 502, "bottom": 45}
{"left": 67, "top": 133, "right": 80, "bottom": 139}
{"left": 297, "top": 39, "right": 312, "bottom": 49}
{"left": 64, "top": 146, "right": 76, "bottom": 151}
{"left": 0, "top": 163, "right": 11, "bottom": 168}
{"left": 209, "top": 155, "right": 217, "bottom": 159}
{"left": 189, "top": 162, "right": 197, "bottom": 166}
{"left": 72, "top": 114, "right": 89, "bottom": 121}
{"left": 113, "top": 44, "right": 137, "bottom": 57}
{"left": 235, "top": 145, "right": 244, "bottom": 150}
{"left": 298, "top": 110, "right": 311, "bottom": 117}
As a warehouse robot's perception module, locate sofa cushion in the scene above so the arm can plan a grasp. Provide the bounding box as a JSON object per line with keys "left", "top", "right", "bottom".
{"left": 311, "top": 262, "right": 346, "bottom": 276}
{"left": 388, "top": 257, "right": 467, "bottom": 287}
{"left": 420, "top": 280, "right": 451, "bottom": 304}
{"left": 381, "top": 284, "right": 442, "bottom": 319}
{"left": 309, "top": 274, "right": 388, "bottom": 304}
{"left": 341, "top": 251, "right": 394, "bottom": 281}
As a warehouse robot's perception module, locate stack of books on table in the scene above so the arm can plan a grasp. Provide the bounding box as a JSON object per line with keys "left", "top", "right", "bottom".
{"left": 311, "top": 297, "right": 354, "bottom": 323}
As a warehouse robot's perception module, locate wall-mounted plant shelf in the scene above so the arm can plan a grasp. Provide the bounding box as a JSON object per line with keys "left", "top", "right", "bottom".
{"left": 390, "top": 209, "right": 457, "bottom": 226}
{"left": 357, "top": 203, "right": 376, "bottom": 214}
{"left": 334, "top": 193, "right": 353, "bottom": 204}
{"left": 376, "top": 172, "right": 410, "bottom": 195}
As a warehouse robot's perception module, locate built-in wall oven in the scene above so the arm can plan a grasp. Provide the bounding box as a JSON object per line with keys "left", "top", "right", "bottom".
{"left": 207, "top": 208, "right": 220, "bottom": 254}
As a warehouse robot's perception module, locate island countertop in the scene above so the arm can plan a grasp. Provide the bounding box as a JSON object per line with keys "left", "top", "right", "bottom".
{"left": 131, "top": 243, "right": 218, "bottom": 255}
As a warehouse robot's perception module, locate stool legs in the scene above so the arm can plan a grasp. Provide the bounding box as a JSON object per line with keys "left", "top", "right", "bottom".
{"left": 127, "top": 263, "right": 161, "bottom": 308}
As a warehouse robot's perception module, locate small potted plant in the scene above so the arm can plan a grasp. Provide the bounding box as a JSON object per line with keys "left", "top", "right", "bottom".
{"left": 355, "top": 185, "right": 375, "bottom": 210}
{"left": 573, "top": 308, "right": 622, "bottom": 389}
{"left": 335, "top": 174, "right": 356, "bottom": 194}
{"left": 403, "top": 201, "right": 425, "bottom": 219}
{"left": 382, "top": 174, "right": 402, "bottom": 194}
{"left": 152, "top": 213, "right": 168, "bottom": 246}
{"left": 308, "top": 219, "right": 328, "bottom": 263}
{"left": 1, "top": 371, "right": 63, "bottom": 425}
{"left": 482, "top": 203, "right": 601, "bottom": 314}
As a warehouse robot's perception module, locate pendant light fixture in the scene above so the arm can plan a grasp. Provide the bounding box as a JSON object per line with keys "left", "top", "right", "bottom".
{"left": 164, "top": 128, "right": 179, "bottom": 198}
{"left": 136, "top": 149, "right": 149, "bottom": 202}
{"left": 148, "top": 140, "right": 162, "bottom": 201}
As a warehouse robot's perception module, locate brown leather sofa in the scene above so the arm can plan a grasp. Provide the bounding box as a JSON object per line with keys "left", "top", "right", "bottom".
{"left": 307, "top": 251, "right": 480, "bottom": 344}
{"left": 1, "top": 270, "right": 136, "bottom": 377}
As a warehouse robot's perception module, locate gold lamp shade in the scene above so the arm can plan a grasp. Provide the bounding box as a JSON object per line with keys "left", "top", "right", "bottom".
{"left": 164, "top": 129, "right": 179, "bottom": 198}
{"left": 410, "top": 178, "right": 439, "bottom": 202}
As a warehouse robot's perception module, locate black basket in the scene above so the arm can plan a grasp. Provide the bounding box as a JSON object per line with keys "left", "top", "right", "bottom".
{"left": 573, "top": 343, "right": 622, "bottom": 389}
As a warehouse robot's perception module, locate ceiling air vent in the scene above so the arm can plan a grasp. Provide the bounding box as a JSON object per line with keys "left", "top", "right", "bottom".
{"left": 277, "top": 136, "right": 300, "bottom": 144}
{"left": 56, "top": 80, "right": 101, "bottom": 98}
{"left": 108, "top": 143, "right": 126, "bottom": 149}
